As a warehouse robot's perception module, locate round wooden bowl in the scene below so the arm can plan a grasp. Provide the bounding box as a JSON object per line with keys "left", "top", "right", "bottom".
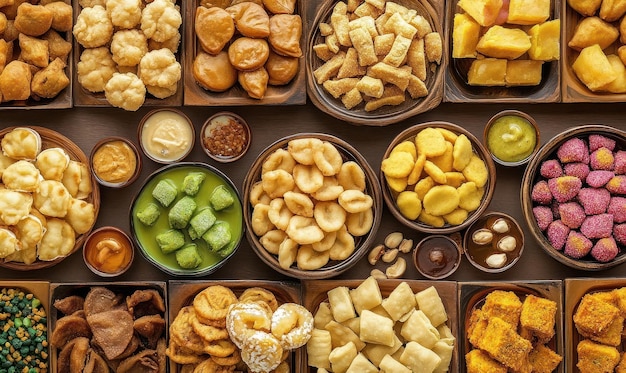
{"left": 0, "top": 126, "right": 100, "bottom": 270}
{"left": 242, "top": 133, "right": 383, "bottom": 279}
{"left": 521, "top": 125, "right": 626, "bottom": 270}
{"left": 381, "top": 121, "right": 496, "bottom": 234}
{"left": 306, "top": 0, "right": 445, "bottom": 126}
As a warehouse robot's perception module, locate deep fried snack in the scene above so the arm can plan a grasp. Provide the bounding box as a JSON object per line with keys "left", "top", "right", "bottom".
{"left": 170, "top": 306, "right": 208, "bottom": 354}
{"left": 225, "top": 301, "right": 272, "bottom": 348}
{"left": 577, "top": 339, "right": 620, "bottom": 372}
{"left": 476, "top": 317, "right": 532, "bottom": 371}
{"left": 263, "top": 0, "right": 296, "bottom": 14}
{"left": 0, "top": 60, "right": 31, "bottom": 101}
{"left": 226, "top": 2, "right": 270, "bottom": 38}
{"left": 193, "top": 285, "right": 239, "bottom": 323}
{"left": 574, "top": 293, "right": 620, "bottom": 336}
{"left": 138, "top": 48, "right": 181, "bottom": 92}
{"left": 268, "top": 14, "right": 302, "bottom": 58}
{"left": 77, "top": 47, "right": 116, "bottom": 93}
{"left": 265, "top": 51, "right": 299, "bottom": 86}
{"left": 111, "top": 29, "right": 148, "bottom": 67}
{"left": 195, "top": 6, "right": 234, "bottom": 55}
{"left": 50, "top": 315, "right": 93, "bottom": 348}
{"left": 106, "top": 0, "right": 142, "bottom": 29}
{"left": 87, "top": 309, "right": 134, "bottom": 360}
{"left": 238, "top": 67, "right": 269, "bottom": 99}
{"left": 140, "top": 0, "right": 182, "bottom": 42}
{"left": 73, "top": 5, "right": 113, "bottom": 48}
{"left": 240, "top": 331, "right": 284, "bottom": 373}
{"left": 104, "top": 72, "right": 146, "bottom": 111}
{"left": 239, "top": 287, "right": 279, "bottom": 312}
{"left": 271, "top": 303, "right": 313, "bottom": 349}
{"left": 44, "top": 1, "right": 73, "bottom": 32}
{"left": 14, "top": 3, "right": 53, "bottom": 37}
{"left": 519, "top": 294, "right": 557, "bottom": 342}
{"left": 31, "top": 58, "right": 70, "bottom": 98}
{"left": 481, "top": 290, "right": 523, "bottom": 328}
{"left": 228, "top": 37, "right": 270, "bottom": 71}
{"left": 193, "top": 51, "right": 237, "bottom": 92}
{"left": 42, "top": 30, "right": 71, "bottom": 62}
{"left": 19, "top": 32, "right": 49, "bottom": 67}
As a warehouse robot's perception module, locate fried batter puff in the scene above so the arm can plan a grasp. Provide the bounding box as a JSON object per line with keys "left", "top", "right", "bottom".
{"left": 193, "top": 51, "right": 237, "bottom": 92}
{"left": 195, "top": 6, "right": 234, "bottom": 55}
{"left": 14, "top": 3, "right": 53, "bottom": 37}
{"left": 228, "top": 37, "right": 270, "bottom": 71}
{"left": 31, "top": 58, "right": 70, "bottom": 98}
{"left": 226, "top": 2, "right": 270, "bottom": 38}
{"left": 528, "top": 344, "right": 563, "bottom": 373}
{"left": 263, "top": 0, "right": 296, "bottom": 14}
{"left": 193, "top": 285, "right": 238, "bottom": 323}
{"left": 268, "top": 14, "right": 302, "bottom": 58}
{"left": 238, "top": 67, "right": 268, "bottom": 99}
{"left": 465, "top": 349, "right": 507, "bottom": 373}
{"left": 265, "top": 51, "right": 299, "bottom": 86}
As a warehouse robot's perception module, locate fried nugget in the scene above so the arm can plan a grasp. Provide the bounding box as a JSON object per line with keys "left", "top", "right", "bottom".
{"left": 577, "top": 339, "right": 620, "bottom": 373}
{"left": 574, "top": 293, "right": 620, "bottom": 336}
{"left": 520, "top": 294, "right": 557, "bottom": 342}
{"left": 528, "top": 344, "right": 562, "bottom": 373}
{"left": 477, "top": 317, "right": 532, "bottom": 371}
{"left": 31, "top": 57, "right": 70, "bottom": 98}
{"left": 481, "top": 290, "right": 523, "bottom": 328}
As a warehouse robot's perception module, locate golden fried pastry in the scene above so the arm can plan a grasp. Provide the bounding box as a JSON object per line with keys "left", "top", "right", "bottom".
{"left": 44, "top": 1, "right": 72, "bottom": 32}
{"left": 239, "top": 287, "right": 279, "bottom": 312}
{"left": 77, "top": 47, "right": 116, "bottom": 93}
{"left": 111, "top": 29, "right": 148, "bottom": 67}
{"left": 271, "top": 303, "right": 313, "bottom": 350}
{"left": 240, "top": 331, "right": 284, "bottom": 373}
{"left": 104, "top": 72, "right": 146, "bottom": 111}
{"left": 226, "top": 2, "right": 270, "bottom": 38}
{"left": 238, "top": 67, "right": 269, "bottom": 99}
{"left": 265, "top": 51, "right": 298, "bottom": 85}
{"left": 140, "top": 0, "right": 182, "bottom": 43}
{"left": 42, "top": 30, "right": 71, "bottom": 63}
{"left": 228, "top": 37, "right": 270, "bottom": 71}
{"left": 195, "top": 6, "right": 235, "bottom": 55}
{"left": 3, "top": 21, "right": 20, "bottom": 43}
{"left": 268, "top": 14, "right": 302, "bottom": 57}
{"left": 14, "top": 3, "right": 53, "bottom": 37}
{"left": 263, "top": 0, "right": 296, "bottom": 14}
{"left": 73, "top": 5, "right": 113, "bottom": 48}
{"left": 0, "top": 60, "right": 31, "bottom": 101}
{"left": 193, "top": 285, "right": 238, "bottom": 324}
{"left": 106, "top": 0, "right": 142, "bottom": 29}
{"left": 31, "top": 58, "right": 69, "bottom": 98}
{"left": 193, "top": 51, "right": 237, "bottom": 92}
{"left": 225, "top": 301, "right": 272, "bottom": 348}
{"left": 0, "top": 12, "right": 7, "bottom": 37}
{"left": 18, "top": 33, "right": 49, "bottom": 68}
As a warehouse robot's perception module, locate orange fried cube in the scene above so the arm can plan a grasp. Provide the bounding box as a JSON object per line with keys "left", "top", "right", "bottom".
{"left": 482, "top": 290, "right": 523, "bottom": 327}
{"left": 529, "top": 344, "right": 563, "bottom": 373}
{"left": 520, "top": 294, "right": 557, "bottom": 341}
{"left": 577, "top": 339, "right": 620, "bottom": 373}
{"left": 477, "top": 317, "right": 533, "bottom": 372}
{"left": 574, "top": 293, "right": 620, "bottom": 336}
{"left": 465, "top": 349, "right": 507, "bottom": 373}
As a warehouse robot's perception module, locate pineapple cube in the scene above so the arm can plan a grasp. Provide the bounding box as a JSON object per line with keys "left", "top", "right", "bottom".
{"left": 507, "top": 0, "right": 551, "bottom": 25}
{"left": 572, "top": 44, "right": 616, "bottom": 91}
{"left": 476, "top": 26, "right": 531, "bottom": 59}
{"left": 468, "top": 58, "right": 507, "bottom": 86}
{"left": 528, "top": 19, "right": 560, "bottom": 61}
{"left": 453, "top": 13, "right": 481, "bottom": 58}
{"left": 601, "top": 55, "right": 626, "bottom": 93}
{"left": 506, "top": 60, "right": 543, "bottom": 86}
{"left": 458, "top": 0, "right": 503, "bottom": 26}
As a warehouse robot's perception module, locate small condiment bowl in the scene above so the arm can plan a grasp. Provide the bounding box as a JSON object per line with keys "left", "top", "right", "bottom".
{"left": 83, "top": 226, "right": 135, "bottom": 277}
{"left": 138, "top": 108, "right": 195, "bottom": 164}
{"left": 413, "top": 235, "right": 462, "bottom": 279}
{"left": 90, "top": 136, "right": 142, "bottom": 188}
{"left": 483, "top": 110, "right": 541, "bottom": 167}
{"left": 201, "top": 111, "right": 251, "bottom": 163}
{"left": 463, "top": 211, "right": 525, "bottom": 273}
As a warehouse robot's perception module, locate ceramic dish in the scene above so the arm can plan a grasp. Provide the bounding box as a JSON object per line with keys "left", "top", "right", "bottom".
{"left": 306, "top": 0, "right": 445, "bottom": 126}
{"left": 302, "top": 279, "right": 458, "bottom": 372}
{"left": 168, "top": 280, "right": 302, "bottom": 373}
{"left": 565, "top": 278, "right": 626, "bottom": 373}
{"left": 183, "top": 0, "right": 306, "bottom": 106}
{"left": 138, "top": 108, "right": 195, "bottom": 164}
{"left": 413, "top": 234, "right": 462, "bottom": 279}
{"left": 130, "top": 162, "right": 244, "bottom": 276}
{"left": 90, "top": 136, "right": 142, "bottom": 188}
{"left": 483, "top": 110, "right": 541, "bottom": 167}
{"left": 459, "top": 280, "right": 564, "bottom": 373}
{"left": 200, "top": 111, "right": 252, "bottom": 163}
{"left": 444, "top": 0, "right": 561, "bottom": 103}
{"left": 521, "top": 125, "right": 626, "bottom": 270}
{"left": 49, "top": 282, "right": 167, "bottom": 373}
{"left": 243, "top": 133, "right": 382, "bottom": 279}
{"left": 0, "top": 126, "right": 100, "bottom": 270}
{"left": 381, "top": 121, "right": 496, "bottom": 234}
{"left": 83, "top": 226, "right": 135, "bottom": 277}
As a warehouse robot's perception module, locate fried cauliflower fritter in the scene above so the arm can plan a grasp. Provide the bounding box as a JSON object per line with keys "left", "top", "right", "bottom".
{"left": 140, "top": 0, "right": 181, "bottom": 42}
{"left": 138, "top": 48, "right": 180, "bottom": 88}
{"left": 73, "top": 5, "right": 113, "bottom": 48}
{"left": 77, "top": 47, "right": 116, "bottom": 93}
{"left": 111, "top": 29, "right": 148, "bottom": 67}
{"left": 104, "top": 72, "right": 146, "bottom": 111}
{"left": 106, "top": 0, "right": 142, "bottom": 29}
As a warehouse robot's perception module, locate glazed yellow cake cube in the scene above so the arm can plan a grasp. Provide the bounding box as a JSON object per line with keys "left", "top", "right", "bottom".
{"left": 507, "top": 0, "right": 551, "bottom": 25}
{"left": 506, "top": 60, "right": 544, "bottom": 86}
{"left": 476, "top": 25, "right": 531, "bottom": 59}
{"left": 572, "top": 44, "right": 616, "bottom": 91}
{"left": 453, "top": 13, "right": 481, "bottom": 58}
{"left": 601, "top": 54, "right": 626, "bottom": 93}
{"left": 468, "top": 58, "right": 507, "bottom": 86}
{"left": 528, "top": 19, "right": 560, "bottom": 61}
{"left": 458, "top": 0, "right": 503, "bottom": 26}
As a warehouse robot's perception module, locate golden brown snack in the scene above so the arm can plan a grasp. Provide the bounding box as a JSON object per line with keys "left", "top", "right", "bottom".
{"left": 18, "top": 33, "right": 49, "bottom": 68}
{"left": 238, "top": 67, "right": 269, "bottom": 99}
{"left": 0, "top": 60, "right": 31, "bottom": 101}
{"left": 44, "top": 1, "right": 72, "bottom": 32}
{"left": 195, "top": 6, "right": 235, "bottom": 55}
{"left": 263, "top": 0, "right": 295, "bottom": 14}
{"left": 268, "top": 14, "right": 302, "bottom": 58}
{"left": 226, "top": 2, "right": 270, "bottom": 38}
{"left": 265, "top": 51, "right": 298, "bottom": 85}
{"left": 41, "top": 30, "right": 71, "bottom": 62}
{"left": 14, "top": 3, "right": 53, "bottom": 37}
{"left": 31, "top": 57, "right": 70, "bottom": 98}
{"left": 193, "top": 51, "right": 237, "bottom": 92}
{"left": 228, "top": 37, "right": 270, "bottom": 71}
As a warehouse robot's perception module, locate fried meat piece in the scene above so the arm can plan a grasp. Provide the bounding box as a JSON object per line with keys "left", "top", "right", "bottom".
{"left": 87, "top": 309, "right": 134, "bottom": 360}
{"left": 51, "top": 315, "right": 92, "bottom": 348}
{"left": 476, "top": 317, "right": 533, "bottom": 372}
{"left": 134, "top": 314, "right": 166, "bottom": 349}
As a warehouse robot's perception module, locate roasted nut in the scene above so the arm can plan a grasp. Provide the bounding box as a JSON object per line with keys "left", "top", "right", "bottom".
{"left": 472, "top": 229, "right": 493, "bottom": 245}
{"left": 368, "top": 244, "right": 385, "bottom": 265}
{"left": 382, "top": 248, "right": 399, "bottom": 263}
{"left": 370, "top": 268, "right": 387, "bottom": 279}
{"left": 491, "top": 218, "right": 510, "bottom": 233}
{"left": 385, "top": 257, "right": 406, "bottom": 279}
{"left": 485, "top": 253, "right": 507, "bottom": 268}
{"left": 398, "top": 238, "right": 413, "bottom": 253}
{"left": 497, "top": 236, "right": 517, "bottom": 252}
{"left": 384, "top": 231, "right": 403, "bottom": 249}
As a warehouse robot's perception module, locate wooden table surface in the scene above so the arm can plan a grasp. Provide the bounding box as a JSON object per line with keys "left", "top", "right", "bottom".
{"left": 2, "top": 101, "right": 624, "bottom": 283}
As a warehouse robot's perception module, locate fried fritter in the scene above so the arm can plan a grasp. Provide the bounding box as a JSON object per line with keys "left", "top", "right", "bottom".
{"left": 477, "top": 317, "right": 533, "bottom": 372}
{"left": 53, "top": 295, "right": 85, "bottom": 316}
{"left": 574, "top": 293, "right": 620, "bottom": 336}
{"left": 50, "top": 315, "right": 92, "bottom": 348}
{"left": 87, "top": 309, "right": 134, "bottom": 360}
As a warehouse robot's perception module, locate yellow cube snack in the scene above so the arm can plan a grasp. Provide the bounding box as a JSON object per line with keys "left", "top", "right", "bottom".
{"left": 468, "top": 58, "right": 507, "bottom": 86}
{"left": 396, "top": 191, "right": 422, "bottom": 219}
{"left": 572, "top": 44, "right": 616, "bottom": 92}
{"left": 601, "top": 55, "right": 626, "bottom": 93}
{"left": 568, "top": 16, "right": 619, "bottom": 51}
{"left": 453, "top": 13, "right": 481, "bottom": 58}
{"left": 444, "top": 172, "right": 465, "bottom": 188}
{"left": 478, "top": 317, "right": 532, "bottom": 371}
{"left": 507, "top": 0, "right": 550, "bottom": 25}
{"left": 506, "top": 60, "right": 544, "bottom": 86}
{"left": 466, "top": 349, "right": 507, "bottom": 373}
{"left": 528, "top": 19, "right": 560, "bottom": 61}
{"left": 458, "top": 0, "right": 503, "bottom": 26}
{"left": 476, "top": 26, "right": 531, "bottom": 59}
{"left": 577, "top": 340, "right": 620, "bottom": 373}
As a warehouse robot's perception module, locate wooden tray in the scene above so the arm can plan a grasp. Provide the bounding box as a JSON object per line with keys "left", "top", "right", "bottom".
{"left": 168, "top": 280, "right": 302, "bottom": 373}
{"left": 459, "top": 281, "right": 564, "bottom": 373}
{"left": 183, "top": 1, "right": 306, "bottom": 106}
{"left": 0, "top": 126, "right": 100, "bottom": 270}
{"left": 72, "top": 0, "right": 184, "bottom": 107}
{"left": 302, "top": 279, "right": 458, "bottom": 372}
{"left": 306, "top": 0, "right": 445, "bottom": 126}
{"left": 444, "top": 0, "right": 561, "bottom": 103}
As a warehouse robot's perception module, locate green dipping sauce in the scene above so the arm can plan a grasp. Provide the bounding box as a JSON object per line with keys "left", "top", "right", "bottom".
{"left": 131, "top": 165, "right": 243, "bottom": 274}
{"left": 487, "top": 115, "right": 537, "bottom": 163}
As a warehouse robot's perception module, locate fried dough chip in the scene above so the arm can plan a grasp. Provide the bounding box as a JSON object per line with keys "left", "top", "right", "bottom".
{"left": 423, "top": 185, "right": 460, "bottom": 216}
{"left": 193, "top": 285, "right": 238, "bottom": 322}
{"left": 416, "top": 127, "right": 447, "bottom": 157}
{"left": 87, "top": 309, "right": 134, "bottom": 360}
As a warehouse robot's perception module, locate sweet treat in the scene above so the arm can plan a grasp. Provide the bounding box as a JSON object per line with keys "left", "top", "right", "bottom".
{"left": 14, "top": 3, "right": 53, "bottom": 37}
{"left": 590, "top": 135, "right": 617, "bottom": 152}
{"left": 608, "top": 197, "right": 626, "bottom": 223}
{"left": 533, "top": 206, "right": 554, "bottom": 230}
{"left": 558, "top": 137, "right": 589, "bottom": 163}
{"left": 226, "top": 301, "right": 272, "bottom": 348}
{"left": 559, "top": 202, "right": 585, "bottom": 229}
{"left": 268, "top": 14, "right": 302, "bottom": 58}
{"left": 565, "top": 162, "right": 591, "bottom": 180}
{"left": 271, "top": 303, "right": 313, "bottom": 349}
{"left": 548, "top": 176, "right": 582, "bottom": 202}
{"left": 73, "top": 5, "right": 113, "bottom": 48}
{"left": 238, "top": 67, "right": 269, "bottom": 99}
{"left": 586, "top": 170, "right": 615, "bottom": 188}
{"left": 265, "top": 51, "right": 299, "bottom": 86}
{"left": 547, "top": 220, "right": 570, "bottom": 250}
{"left": 540, "top": 159, "right": 563, "bottom": 179}
{"left": 140, "top": 0, "right": 181, "bottom": 43}
{"left": 591, "top": 237, "right": 619, "bottom": 262}
{"left": 106, "top": 0, "right": 142, "bottom": 29}
{"left": 226, "top": 2, "right": 270, "bottom": 39}
{"left": 564, "top": 231, "right": 593, "bottom": 258}
{"left": 0, "top": 60, "right": 31, "bottom": 101}
{"left": 531, "top": 180, "right": 553, "bottom": 204}
{"left": 110, "top": 29, "right": 148, "bottom": 67}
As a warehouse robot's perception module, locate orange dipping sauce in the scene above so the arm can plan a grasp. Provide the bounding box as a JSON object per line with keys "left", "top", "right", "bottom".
{"left": 84, "top": 228, "right": 133, "bottom": 276}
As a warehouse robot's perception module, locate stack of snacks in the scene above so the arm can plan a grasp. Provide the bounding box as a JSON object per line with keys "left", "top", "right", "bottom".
{"left": 167, "top": 285, "right": 313, "bottom": 372}
{"left": 465, "top": 290, "right": 562, "bottom": 372}
{"left": 307, "top": 277, "right": 455, "bottom": 372}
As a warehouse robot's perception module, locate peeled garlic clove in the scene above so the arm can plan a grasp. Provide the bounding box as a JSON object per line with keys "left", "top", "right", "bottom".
{"left": 472, "top": 229, "right": 493, "bottom": 245}
{"left": 497, "top": 236, "right": 517, "bottom": 252}
{"left": 491, "top": 218, "right": 510, "bottom": 233}
{"left": 485, "top": 253, "right": 507, "bottom": 268}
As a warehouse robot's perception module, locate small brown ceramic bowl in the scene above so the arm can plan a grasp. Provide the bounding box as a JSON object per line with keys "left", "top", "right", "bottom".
{"left": 413, "top": 235, "right": 462, "bottom": 279}
{"left": 483, "top": 110, "right": 541, "bottom": 167}
{"left": 83, "top": 226, "right": 135, "bottom": 277}
{"left": 138, "top": 108, "right": 195, "bottom": 164}
{"left": 381, "top": 121, "right": 496, "bottom": 234}
{"left": 201, "top": 111, "right": 251, "bottom": 163}
{"left": 463, "top": 211, "right": 525, "bottom": 273}
{"left": 90, "top": 136, "right": 142, "bottom": 188}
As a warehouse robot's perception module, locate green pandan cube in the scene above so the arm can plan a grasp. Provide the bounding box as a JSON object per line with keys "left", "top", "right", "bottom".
{"left": 202, "top": 221, "right": 231, "bottom": 252}
{"left": 156, "top": 229, "right": 185, "bottom": 254}
{"left": 152, "top": 179, "right": 178, "bottom": 207}
{"left": 210, "top": 185, "right": 235, "bottom": 211}
{"left": 168, "top": 196, "right": 197, "bottom": 229}
{"left": 188, "top": 208, "right": 216, "bottom": 240}
{"left": 183, "top": 172, "right": 206, "bottom": 196}
{"left": 136, "top": 203, "right": 160, "bottom": 226}
{"left": 176, "top": 244, "right": 202, "bottom": 269}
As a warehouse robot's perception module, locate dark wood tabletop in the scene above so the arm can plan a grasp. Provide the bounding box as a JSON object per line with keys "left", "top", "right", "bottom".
{"left": 2, "top": 101, "right": 625, "bottom": 283}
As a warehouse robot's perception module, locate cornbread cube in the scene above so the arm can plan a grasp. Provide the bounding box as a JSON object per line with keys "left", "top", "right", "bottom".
{"left": 611, "top": 287, "right": 626, "bottom": 316}
{"left": 528, "top": 345, "right": 563, "bottom": 373}
{"left": 577, "top": 339, "right": 620, "bottom": 373}
{"left": 458, "top": 0, "right": 503, "bottom": 26}
{"left": 587, "top": 314, "right": 624, "bottom": 346}
{"left": 574, "top": 293, "right": 620, "bottom": 336}
{"left": 152, "top": 179, "right": 177, "bottom": 207}
{"left": 573, "top": 45, "right": 616, "bottom": 92}
{"left": 506, "top": 60, "right": 544, "bottom": 86}
{"left": 476, "top": 25, "right": 531, "bottom": 59}
{"left": 182, "top": 172, "right": 206, "bottom": 196}
{"left": 482, "top": 290, "right": 523, "bottom": 327}
{"left": 465, "top": 349, "right": 507, "bottom": 373}
{"left": 616, "top": 351, "right": 626, "bottom": 373}
{"left": 452, "top": 13, "right": 481, "bottom": 58}
{"left": 601, "top": 55, "right": 626, "bottom": 94}
{"left": 210, "top": 185, "right": 234, "bottom": 211}
{"left": 477, "top": 317, "right": 533, "bottom": 371}
{"left": 468, "top": 58, "right": 507, "bottom": 86}
{"left": 528, "top": 19, "right": 560, "bottom": 61}
{"left": 202, "top": 220, "right": 231, "bottom": 254}
{"left": 188, "top": 207, "right": 216, "bottom": 240}
{"left": 136, "top": 203, "right": 160, "bottom": 226}
{"left": 168, "top": 196, "right": 197, "bottom": 229}
{"left": 507, "top": 0, "right": 550, "bottom": 25}
{"left": 467, "top": 308, "right": 488, "bottom": 348}
{"left": 519, "top": 294, "right": 557, "bottom": 340}
{"left": 156, "top": 229, "right": 185, "bottom": 254}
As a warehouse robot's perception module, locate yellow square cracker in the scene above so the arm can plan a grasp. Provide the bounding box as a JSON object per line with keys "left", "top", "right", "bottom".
{"left": 574, "top": 293, "right": 620, "bottom": 336}
{"left": 369, "top": 62, "right": 411, "bottom": 90}
{"left": 348, "top": 15, "right": 378, "bottom": 38}
{"left": 374, "top": 33, "right": 396, "bottom": 56}
{"left": 410, "top": 14, "right": 433, "bottom": 39}
{"left": 314, "top": 43, "right": 336, "bottom": 61}
{"left": 356, "top": 75, "right": 384, "bottom": 98}
{"left": 407, "top": 38, "right": 427, "bottom": 80}
{"left": 407, "top": 74, "right": 428, "bottom": 99}
{"left": 466, "top": 349, "right": 507, "bottom": 373}
{"left": 383, "top": 12, "right": 418, "bottom": 39}
{"left": 331, "top": 2, "right": 352, "bottom": 47}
